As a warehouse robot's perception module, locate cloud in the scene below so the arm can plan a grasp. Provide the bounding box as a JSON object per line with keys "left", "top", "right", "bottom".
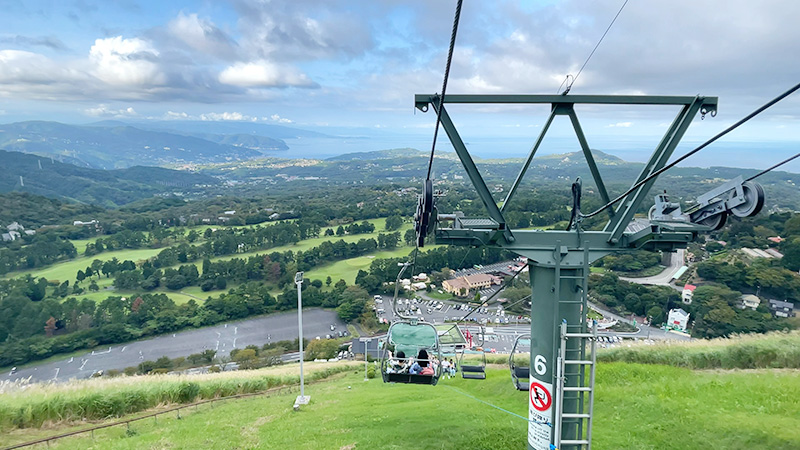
{"left": 167, "top": 12, "right": 238, "bottom": 60}
{"left": 266, "top": 114, "right": 293, "bottom": 124}
{"left": 164, "top": 111, "right": 189, "bottom": 120}
{"left": 219, "top": 60, "right": 316, "bottom": 88}
{"left": 0, "top": 50, "right": 90, "bottom": 98}
{"left": 607, "top": 122, "right": 633, "bottom": 128}
{"left": 0, "top": 35, "right": 69, "bottom": 51}
{"left": 200, "top": 111, "right": 255, "bottom": 121}
{"left": 89, "top": 36, "right": 165, "bottom": 87}
{"left": 84, "top": 105, "right": 137, "bottom": 117}
{"left": 231, "top": 0, "right": 373, "bottom": 61}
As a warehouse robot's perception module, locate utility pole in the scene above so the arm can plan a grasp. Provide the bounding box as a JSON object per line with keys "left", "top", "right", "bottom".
{"left": 293, "top": 272, "right": 310, "bottom": 410}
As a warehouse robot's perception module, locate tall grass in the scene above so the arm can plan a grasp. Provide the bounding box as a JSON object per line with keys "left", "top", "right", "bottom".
{"left": 0, "top": 361, "right": 357, "bottom": 431}
{"left": 598, "top": 330, "right": 800, "bottom": 369}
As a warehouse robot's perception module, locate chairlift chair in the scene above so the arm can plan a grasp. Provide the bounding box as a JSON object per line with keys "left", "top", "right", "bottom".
{"left": 379, "top": 262, "right": 442, "bottom": 385}
{"left": 381, "top": 320, "right": 442, "bottom": 385}
{"left": 509, "top": 333, "right": 531, "bottom": 391}
{"left": 458, "top": 347, "right": 487, "bottom": 380}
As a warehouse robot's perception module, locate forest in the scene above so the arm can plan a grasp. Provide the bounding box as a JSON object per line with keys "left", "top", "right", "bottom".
{"left": 1, "top": 173, "right": 799, "bottom": 366}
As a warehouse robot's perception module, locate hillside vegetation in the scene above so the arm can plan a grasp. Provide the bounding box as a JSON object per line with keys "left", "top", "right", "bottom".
{"left": 0, "top": 150, "right": 216, "bottom": 206}
{"left": 598, "top": 330, "right": 800, "bottom": 369}
{"left": 2, "top": 362, "right": 798, "bottom": 449}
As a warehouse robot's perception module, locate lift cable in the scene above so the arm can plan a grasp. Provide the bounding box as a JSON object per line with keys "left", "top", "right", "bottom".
{"left": 745, "top": 151, "right": 800, "bottom": 182}
{"left": 442, "top": 385, "right": 552, "bottom": 426}
{"left": 581, "top": 81, "right": 800, "bottom": 219}
{"left": 408, "top": 0, "right": 464, "bottom": 276}
{"left": 426, "top": 0, "right": 464, "bottom": 180}
{"left": 560, "top": 0, "right": 629, "bottom": 95}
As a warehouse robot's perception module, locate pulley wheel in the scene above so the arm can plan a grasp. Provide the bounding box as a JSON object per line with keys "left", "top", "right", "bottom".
{"left": 699, "top": 212, "right": 727, "bottom": 231}
{"left": 414, "top": 179, "right": 434, "bottom": 247}
{"left": 648, "top": 205, "right": 657, "bottom": 220}
{"left": 730, "top": 181, "right": 765, "bottom": 218}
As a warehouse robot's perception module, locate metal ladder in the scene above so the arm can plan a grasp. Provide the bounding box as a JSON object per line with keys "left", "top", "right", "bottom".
{"left": 554, "top": 320, "right": 597, "bottom": 449}
{"left": 552, "top": 242, "right": 597, "bottom": 449}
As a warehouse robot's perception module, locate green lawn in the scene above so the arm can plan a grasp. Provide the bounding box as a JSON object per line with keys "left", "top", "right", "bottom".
{"left": 6, "top": 218, "right": 414, "bottom": 305}
{"left": 3, "top": 248, "right": 163, "bottom": 283}
{"left": 303, "top": 247, "right": 419, "bottom": 284}
{"left": 6, "top": 363, "right": 799, "bottom": 449}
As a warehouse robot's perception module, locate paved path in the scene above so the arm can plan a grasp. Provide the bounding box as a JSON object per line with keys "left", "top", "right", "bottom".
{"left": 619, "top": 249, "right": 685, "bottom": 286}
{"left": 2, "top": 308, "right": 345, "bottom": 384}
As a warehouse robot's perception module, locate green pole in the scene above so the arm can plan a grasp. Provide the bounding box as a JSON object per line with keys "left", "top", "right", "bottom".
{"left": 527, "top": 262, "right": 584, "bottom": 450}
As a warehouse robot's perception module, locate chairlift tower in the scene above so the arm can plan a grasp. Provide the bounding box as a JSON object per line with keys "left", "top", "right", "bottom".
{"left": 413, "top": 93, "right": 765, "bottom": 450}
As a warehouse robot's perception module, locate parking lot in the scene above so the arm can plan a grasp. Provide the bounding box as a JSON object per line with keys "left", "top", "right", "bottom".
{"left": 374, "top": 294, "right": 530, "bottom": 328}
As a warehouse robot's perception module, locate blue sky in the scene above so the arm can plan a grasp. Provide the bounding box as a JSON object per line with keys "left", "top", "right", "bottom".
{"left": 1, "top": 0, "right": 799, "bottom": 169}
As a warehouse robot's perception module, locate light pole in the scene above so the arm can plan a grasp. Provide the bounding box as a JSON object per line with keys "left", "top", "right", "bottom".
{"left": 361, "top": 337, "right": 371, "bottom": 381}
{"left": 294, "top": 272, "right": 310, "bottom": 410}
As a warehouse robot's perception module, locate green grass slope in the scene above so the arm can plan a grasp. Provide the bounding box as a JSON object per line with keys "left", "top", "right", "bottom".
{"left": 3, "top": 362, "right": 799, "bottom": 449}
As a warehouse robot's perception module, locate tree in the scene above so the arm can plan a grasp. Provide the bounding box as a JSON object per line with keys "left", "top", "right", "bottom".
{"left": 88, "top": 280, "right": 99, "bottom": 292}
{"left": 326, "top": 276, "right": 332, "bottom": 286}
{"left": 385, "top": 215, "right": 403, "bottom": 231}
{"left": 44, "top": 316, "right": 57, "bottom": 337}
{"left": 646, "top": 306, "right": 664, "bottom": 324}
{"left": 76, "top": 269, "right": 86, "bottom": 283}
{"left": 305, "top": 339, "right": 340, "bottom": 360}
{"left": 232, "top": 348, "right": 259, "bottom": 370}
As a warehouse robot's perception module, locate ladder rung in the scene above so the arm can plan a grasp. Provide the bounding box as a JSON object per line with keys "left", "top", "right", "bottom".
{"left": 565, "top": 360, "right": 593, "bottom": 365}
{"left": 563, "top": 386, "right": 592, "bottom": 392}
{"left": 558, "top": 275, "right": 585, "bottom": 279}
{"left": 562, "top": 413, "right": 591, "bottom": 419}
{"left": 558, "top": 301, "right": 585, "bottom": 304}
{"left": 560, "top": 440, "right": 590, "bottom": 445}
{"left": 564, "top": 333, "right": 594, "bottom": 338}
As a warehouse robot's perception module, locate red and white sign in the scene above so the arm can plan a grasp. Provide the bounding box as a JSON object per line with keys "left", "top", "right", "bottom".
{"left": 528, "top": 380, "right": 553, "bottom": 450}
{"left": 530, "top": 382, "right": 552, "bottom": 411}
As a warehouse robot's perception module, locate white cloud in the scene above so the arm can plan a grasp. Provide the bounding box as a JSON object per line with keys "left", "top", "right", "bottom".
{"left": 84, "top": 105, "right": 137, "bottom": 117}
{"left": 89, "top": 36, "right": 165, "bottom": 87}
{"left": 200, "top": 111, "right": 253, "bottom": 121}
{"left": 219, "top": 60, "right": 316, "bottom": 88}
{"left": 607, "top": 122, "right": 633, "bottom": 128}
{"left": 164, "top": 111, "right": 189, "bottom": 119}
{"left": 267, "top": 114, "right": 293, "bottom": 124}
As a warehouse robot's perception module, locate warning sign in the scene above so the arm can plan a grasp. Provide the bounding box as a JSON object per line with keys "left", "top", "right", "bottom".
{"left": 528, "top": 380, "right": 553, "bottom": 450}
{"left": 530, "top": 382, "right": 552, "bottom": 411}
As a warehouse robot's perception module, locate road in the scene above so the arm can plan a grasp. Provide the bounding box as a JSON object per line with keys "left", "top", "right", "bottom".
{"left": 619, "top": 249, "right": 685, "bottom": 286}
{"left": 2, "top": 308, "right": 345, "bottom": 384}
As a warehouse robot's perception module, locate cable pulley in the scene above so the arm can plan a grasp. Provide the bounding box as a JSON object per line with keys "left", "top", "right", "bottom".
{"left": 414, "top": 179, "right": 436, "bottom": 248}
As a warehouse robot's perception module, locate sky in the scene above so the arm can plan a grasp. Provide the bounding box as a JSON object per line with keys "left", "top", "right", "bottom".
{"left": 1, "top": 0, "right": 799, "bottom": 169}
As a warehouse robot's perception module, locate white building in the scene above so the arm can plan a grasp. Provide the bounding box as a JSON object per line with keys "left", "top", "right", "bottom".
{"left": 667, "top": 308, "right": 690, "bottom": 332}
{"left": 740, "top": 294, "right": 761, "bottom": 310}
{"left": 682, "top": 284, "right": 697, "bottom": 305}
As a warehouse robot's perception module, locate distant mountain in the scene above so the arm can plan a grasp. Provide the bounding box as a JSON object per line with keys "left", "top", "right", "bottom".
{"left": 0, "top": 121, "right": 266, "bottom": 169}
{"left": 91, "top": 120, "right": 330, "bottom": 140}
{"left": 0, "top": 150, "right": 217, "bottom": 207}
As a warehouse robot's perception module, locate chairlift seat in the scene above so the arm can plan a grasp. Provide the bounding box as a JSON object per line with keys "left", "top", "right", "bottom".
{"left": 461, "top": 364, "right": 485, "bottom": 373}
{"left": 386, "top": 373, "right": 435, "bottom": 384}
{"left": 462, "top": 371, "right": 486, "bottom": 380}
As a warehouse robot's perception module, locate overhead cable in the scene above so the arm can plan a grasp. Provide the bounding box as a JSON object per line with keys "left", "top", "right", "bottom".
{"left": 582, "top": 81, "right": 800, "bottom": 219}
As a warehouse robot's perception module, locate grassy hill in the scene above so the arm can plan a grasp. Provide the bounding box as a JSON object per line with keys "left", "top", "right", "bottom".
{"left": 2, "top": 333, "right": 799, "bottom": 449}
